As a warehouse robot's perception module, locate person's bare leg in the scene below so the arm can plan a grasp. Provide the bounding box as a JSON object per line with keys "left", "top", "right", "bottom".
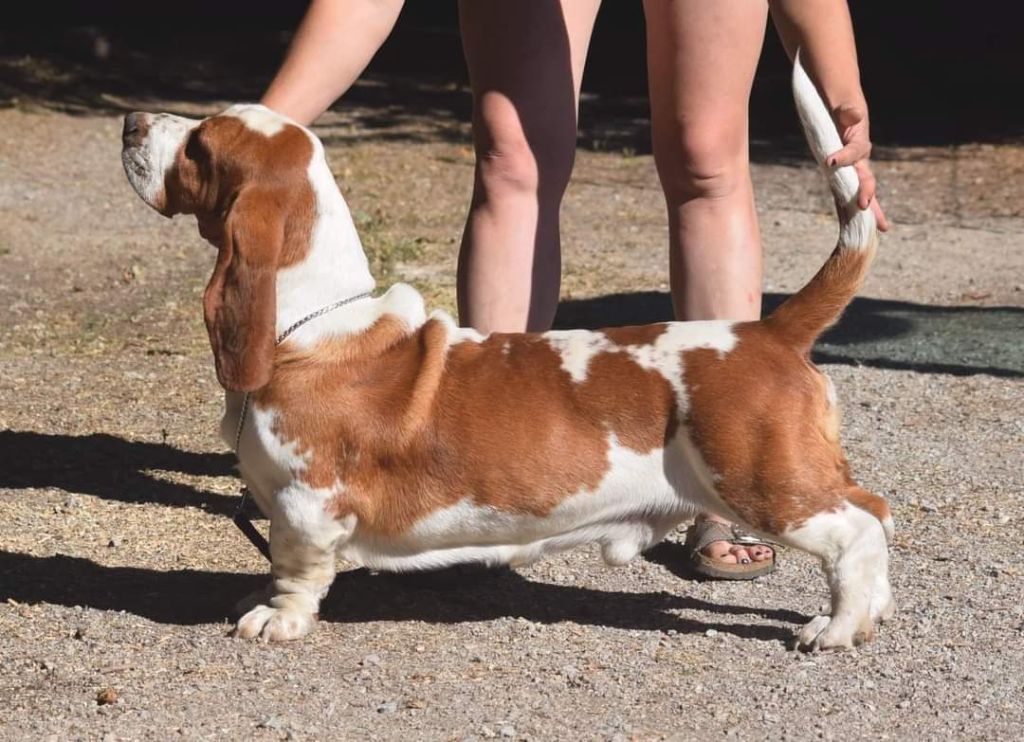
{"left": 644, "top": 0, "right": 773, "bottom": 567}
{"left": 457, "top": 0, "right": 601, "bottom": 333}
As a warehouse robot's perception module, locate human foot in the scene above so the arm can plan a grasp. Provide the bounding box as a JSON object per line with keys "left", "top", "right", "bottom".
{"left": 684, "top": 516, "right": 775, "bottom": 580}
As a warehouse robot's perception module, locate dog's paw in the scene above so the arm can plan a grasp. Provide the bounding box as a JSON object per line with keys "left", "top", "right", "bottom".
{"left": 794, "top": 614, "right": 877, "bottom": 652}
{"left": 233, "top": 604, "right": 316, "bottom": 642}
{"left": 794, "top": 614, "right": 834, "bottom": 651}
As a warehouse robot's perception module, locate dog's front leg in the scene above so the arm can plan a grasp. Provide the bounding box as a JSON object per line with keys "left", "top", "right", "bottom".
{"left": 234, "top": 486, "right": 351, "bottom": 642}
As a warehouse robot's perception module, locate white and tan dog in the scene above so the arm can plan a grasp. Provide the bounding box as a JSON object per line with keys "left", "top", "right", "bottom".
{"left": 121, "top": 58, "right": 893, "bottom": 649}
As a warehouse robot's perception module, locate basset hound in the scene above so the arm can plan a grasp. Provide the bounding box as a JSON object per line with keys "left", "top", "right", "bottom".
{"left": 121, "top": 57, "right": 894, "bottom": 649}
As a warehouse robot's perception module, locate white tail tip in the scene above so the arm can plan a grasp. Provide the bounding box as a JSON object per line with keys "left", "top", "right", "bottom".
{"left": 792, "top": 50, "right": 876, "bottom": 249}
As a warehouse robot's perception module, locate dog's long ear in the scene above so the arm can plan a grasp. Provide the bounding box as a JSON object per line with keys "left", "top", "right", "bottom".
{"left": 203, "top": 188, "right": 283, "bottom": 392}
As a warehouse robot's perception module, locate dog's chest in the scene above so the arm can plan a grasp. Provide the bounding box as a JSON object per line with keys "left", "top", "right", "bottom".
{"left": 221, "top": 393, "right": 309, "bottom": 513}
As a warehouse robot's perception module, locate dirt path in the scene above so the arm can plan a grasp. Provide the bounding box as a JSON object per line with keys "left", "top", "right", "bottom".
{"left": 1, "top": 99, "right": 1022, "bottom": 741}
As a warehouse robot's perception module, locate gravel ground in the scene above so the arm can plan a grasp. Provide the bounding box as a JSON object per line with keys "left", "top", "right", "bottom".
{"left": 1, "top": 89, "right": 1022, "bottom": 741}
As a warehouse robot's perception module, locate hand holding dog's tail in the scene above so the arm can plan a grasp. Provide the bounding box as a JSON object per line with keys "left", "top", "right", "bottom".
{"left": 767, "top": 51, "right": 879, "bottom": 353}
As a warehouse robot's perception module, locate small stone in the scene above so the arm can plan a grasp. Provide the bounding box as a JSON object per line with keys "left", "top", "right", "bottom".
{"left": 96, "top": 688, "right": 118, "bottom": 705}
{"left": 705, "top": 629, "right": 719, "bottom": 638}
{"left": 107, "top": 538, "right": 121, "bottom": 548}
{"left": 260, "top": 716, "right": 287, "bottom": 730}
{"left": 41, "top": 660, "right": 55, "bottom": 672}
{"left": 361, "top": 654, "right": 381, "bottom": 667}
{"left": 376, "top": 700, "right": 398, "bottom": 714}
{"left": 500, "top": 725, "right": 516, "bottom": 738}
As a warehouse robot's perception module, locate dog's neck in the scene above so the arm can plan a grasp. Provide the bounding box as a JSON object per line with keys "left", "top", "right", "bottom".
{"left": 273, "top": 149, "right": 376, "bottom": 348}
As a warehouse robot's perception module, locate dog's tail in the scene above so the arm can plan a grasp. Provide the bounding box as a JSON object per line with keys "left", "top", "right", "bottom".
{"left": 766, "top": 52, "right": 879, "bottom": 354}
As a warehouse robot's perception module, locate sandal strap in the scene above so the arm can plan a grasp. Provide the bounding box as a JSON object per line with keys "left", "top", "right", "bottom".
{"left": 729, "top": 525, "right": 778, "bottom": 547}
{"left": 687, "top": 520, "right": 776, "bottom": 554}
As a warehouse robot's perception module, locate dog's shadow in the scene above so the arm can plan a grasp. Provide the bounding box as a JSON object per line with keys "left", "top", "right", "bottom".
{"left": 0, "top": 430, "right": 237, "bottom": 515}
{"left": 0, "top": 549, "right": 806, "bottom": 643}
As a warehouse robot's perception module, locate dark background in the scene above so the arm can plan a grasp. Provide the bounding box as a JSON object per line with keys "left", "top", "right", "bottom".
{"left": 2, "top": 1, "right": 1021, "bottom": 147}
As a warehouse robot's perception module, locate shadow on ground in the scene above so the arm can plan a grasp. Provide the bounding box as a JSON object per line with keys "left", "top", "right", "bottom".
{"left": 555, "top": 292, "right": 1024, "bottom": 378}
{"left": 0, "top": 430, "right": 237, "bottom": 514}
{"left": 0, "top": 549, "right": 804, "bottom": 641}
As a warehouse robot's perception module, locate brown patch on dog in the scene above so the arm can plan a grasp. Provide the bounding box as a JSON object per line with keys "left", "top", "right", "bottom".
{"left": 256, "top": 322, "right": 679, "bottom": 537}
{"left": 846, "top": 487, "right": 892, "bottom": 525}
{"left": 602, "top": 323, "right": 670, "bottom": 347}
{"left": 767, "top": 244, "right": 877, "bottom": 354}
{"left": 163, "top": 116, "right": 317, "bottom": 267}
{"left": 158, "top": 114, "right": 318, "bottom": 390}
{"left": 681, "top": 322, "right": 885, "bottom": 535}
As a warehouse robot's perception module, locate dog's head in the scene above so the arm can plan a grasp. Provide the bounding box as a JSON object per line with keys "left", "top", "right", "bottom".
{"left": 121, "top": 105, "right": 321, "bottom": 392}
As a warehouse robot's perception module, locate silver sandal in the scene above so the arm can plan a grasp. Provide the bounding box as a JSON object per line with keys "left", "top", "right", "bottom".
{"left": 684, "top": 520, "right": 777, "bottom": 581}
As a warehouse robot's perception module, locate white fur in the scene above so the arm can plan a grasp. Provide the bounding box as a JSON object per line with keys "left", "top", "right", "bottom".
{"left": 543, "top": 322, "right": 736, "bottom": 407}
{"left": 430, "top": 309, "right": 485, "bottom": 344}
{"left": 224, "top": 103, "right": 286, "bottom": 137}
{"left": 121, "top": 113, "right": 198, "bottom": 209}
{"left": 337, "top": 431, "right": 709, "bottom": 572}
{"left": 792, "top": 52, "right": 875, "bottom": 250}
{"left": 545, "top": 330, "right": 614, "bottom": 382}
{"left": 782, "top": 504, "right": 893, "bottom": 650}
{"left": 624, "top": 321, "right": 736, "bottom": 409}
{"left": 234, "top": 479, "right": 356, "bottom": 641}
{"left": 273, "top": 127, "right": 378, "bottom": 344}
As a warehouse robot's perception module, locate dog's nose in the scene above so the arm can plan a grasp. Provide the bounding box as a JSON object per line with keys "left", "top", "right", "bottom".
{"left": 122, "top": 112, "right": 149, "bottom": 146}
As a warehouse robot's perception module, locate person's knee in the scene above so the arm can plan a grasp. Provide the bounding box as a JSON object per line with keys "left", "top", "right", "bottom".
{"left": 655, "top": 123, "right": 749, "bottom": 202}
{"left": 475, "top": 135, "right": 541, "bottom": 197}
{"left": 473, "top": 100, "right": 575, "bottom": 201}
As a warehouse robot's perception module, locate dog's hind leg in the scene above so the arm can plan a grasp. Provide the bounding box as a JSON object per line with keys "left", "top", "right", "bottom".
{"left": 234, "top": 484, "right": 354, "bottom": 642}
{"left": 781, "top": 495, "right": 891, "bottom": 651}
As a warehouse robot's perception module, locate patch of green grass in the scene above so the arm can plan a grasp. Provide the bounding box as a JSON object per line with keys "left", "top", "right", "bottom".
{"left": 351, "top": 208, "right": 426, "bottom": 280}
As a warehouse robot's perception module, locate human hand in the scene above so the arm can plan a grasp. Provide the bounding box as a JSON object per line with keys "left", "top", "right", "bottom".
{"left": 827, "top": 103, "right": 890, "bottom": 231}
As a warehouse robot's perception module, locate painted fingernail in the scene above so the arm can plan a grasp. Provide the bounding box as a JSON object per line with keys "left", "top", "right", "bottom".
{"left": 741, "top": 558, "right": 751, "bottom": 564}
